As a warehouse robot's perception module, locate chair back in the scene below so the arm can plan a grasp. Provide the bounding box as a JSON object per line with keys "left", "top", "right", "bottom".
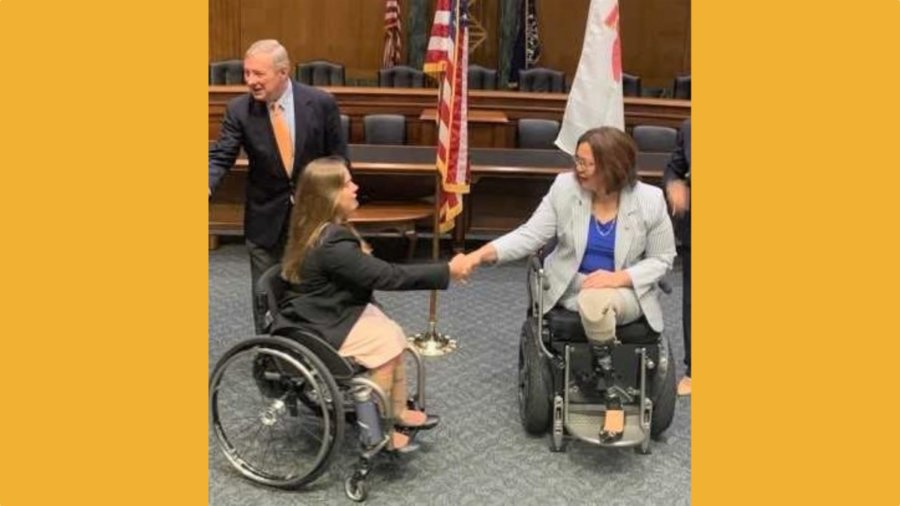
{"left": 518, "top": 67, "right": 566, "bottom": 93}
{"left": 622, "top": 73, "right": 642, "bottom": 97}
{"left": 632, "top": 125, "right": 678, "bottom": 153}
{"left": 517, "top": 119, "right": 561, "bottom": 150}
{"left": 468, "top": 64, "right": 498, "bottom": 90}
{"left": 377, "top": 65, "right": 425, "bottom": 88}
{"left": 296, "top": 60, "right": 346, "bottom": 86}
{"left": 209, "top": 59, "right": 244, "bottom": 85}
{"left": 340, "top": 114, "right": 350, "bottom": 144}
{"left": 673, "top": 74, "right": 691, "bottom": 100}
{"left": 363, "top": 114, "right": 406, "bottom": 145}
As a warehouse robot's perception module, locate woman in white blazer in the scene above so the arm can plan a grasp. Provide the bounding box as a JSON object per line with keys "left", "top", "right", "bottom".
{"left": 466, "top": 126, "right": 676, "bottom": 440}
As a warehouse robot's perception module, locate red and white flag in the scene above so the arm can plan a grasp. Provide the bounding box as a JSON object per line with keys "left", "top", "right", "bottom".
{"left": 382, "top": 0, "right": 402, "bottom": 68}
{"left": 555, "top": 0, "right": 624, "bottom": 154}
{"left": 424, "top": 0, "right": 469, "bottom": 233}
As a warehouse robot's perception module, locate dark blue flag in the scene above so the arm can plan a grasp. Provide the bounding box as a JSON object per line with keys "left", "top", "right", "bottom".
{"left": 509, "top": 0, "right": 541, "bottom": 87}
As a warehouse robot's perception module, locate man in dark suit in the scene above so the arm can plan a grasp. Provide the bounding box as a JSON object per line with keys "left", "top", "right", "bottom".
{"left": 664, "top": 118, "right": 691, "bottom": 396}
{"left": 209, "top": 39, "right": 348, "bottom": 332}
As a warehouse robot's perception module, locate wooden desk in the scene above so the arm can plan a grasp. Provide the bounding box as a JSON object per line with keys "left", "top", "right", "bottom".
{"left": 209, "top": 86, "right": 690, "bottom": 147}
{"left": 419, "top": 109, "right": 511, "bottom": 147}
{"left": 209, "top": 144, "right": 668, "bottom": 249}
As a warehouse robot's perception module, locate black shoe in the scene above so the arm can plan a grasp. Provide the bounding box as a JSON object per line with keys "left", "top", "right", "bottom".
{"left": 598, "top": 429, "right": 624, "bottom": 444}
{"left": 396, "top": 414, "right": 440, "bottom": 431}
{"left": 387, "top": 441, "right": 421, "bottom": 454}
{"left": 387, "top": 428, "right": 421, "bottom": 454}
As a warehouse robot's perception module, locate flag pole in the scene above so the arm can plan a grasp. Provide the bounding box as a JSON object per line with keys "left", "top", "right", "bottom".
{"left": 409, "top": 85, "right": 458, "bottom": 357}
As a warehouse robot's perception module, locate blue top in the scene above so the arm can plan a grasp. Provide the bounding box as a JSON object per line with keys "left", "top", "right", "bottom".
{"left": 578, "top": 217, "right": 616, "bottom": 274}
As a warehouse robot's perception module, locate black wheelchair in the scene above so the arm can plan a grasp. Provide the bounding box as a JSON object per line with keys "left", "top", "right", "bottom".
{"left": 209, "top": 264, "right": 431, "bottom": 502}
{"left": 518, "top": 252, "right": 677, "bottom": 453}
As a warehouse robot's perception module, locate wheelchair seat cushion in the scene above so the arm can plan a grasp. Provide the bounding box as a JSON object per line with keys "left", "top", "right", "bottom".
{"left": 546, "top": 307, "right": 660, "bottom": 345}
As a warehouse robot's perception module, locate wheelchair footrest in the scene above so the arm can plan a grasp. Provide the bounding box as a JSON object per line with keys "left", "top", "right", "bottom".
{"left": 565, "top": 405, "right": 649, "bottom": 448}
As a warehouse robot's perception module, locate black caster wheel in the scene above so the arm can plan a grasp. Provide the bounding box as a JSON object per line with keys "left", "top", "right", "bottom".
{"left": 345, "top": 475, "right": 368, "bottom": 502}
{"left": 549, "top": 432, "right": 567, "bottom": 452}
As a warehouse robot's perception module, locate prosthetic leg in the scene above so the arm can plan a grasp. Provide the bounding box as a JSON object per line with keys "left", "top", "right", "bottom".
{"left": 592, "top": 343, "right": 624, "bottom": 443}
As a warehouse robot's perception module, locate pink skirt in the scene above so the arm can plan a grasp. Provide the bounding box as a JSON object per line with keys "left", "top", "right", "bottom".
{"left": 338, "top": 304, "right": 408, "bottom": 369}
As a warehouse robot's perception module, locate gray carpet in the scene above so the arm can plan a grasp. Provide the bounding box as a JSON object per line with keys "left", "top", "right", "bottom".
{"left": 209, "top": 241, "right": 691, "bottom": 505}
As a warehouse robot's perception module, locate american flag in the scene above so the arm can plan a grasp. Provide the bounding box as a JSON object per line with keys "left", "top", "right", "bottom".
{"left": 382, "top": 0, "right": 402, "bottom": 68}
{"left": 423, "top": 0, "right": 469, "bottom": 233}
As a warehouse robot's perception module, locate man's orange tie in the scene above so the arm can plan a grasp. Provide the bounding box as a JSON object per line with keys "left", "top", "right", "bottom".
{"left": 269, "top": 102, "right": 294, "bottom": 176}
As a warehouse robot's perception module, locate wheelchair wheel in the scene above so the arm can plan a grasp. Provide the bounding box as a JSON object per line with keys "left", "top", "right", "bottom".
{"left": 210, "top": 336, "right": 345, "bottom": 489}
{"left": 650, "top": 341, "right": 677, "bottom": 438}
{"left": 518, "top": 321, "right": 552, "bottom": 434}
{"left": 345, "top": 474, "right": 369, "bottom": 502}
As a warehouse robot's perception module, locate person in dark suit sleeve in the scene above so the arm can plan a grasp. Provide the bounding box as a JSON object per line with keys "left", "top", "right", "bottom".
{"left": 664, "top": 118, "right": 691, "bottom": 396}
{"left": 275, "top": 157, "right": 471, "bottom": 452}
{"left": 208, "top": 39, "right": 347, "bottom": 333}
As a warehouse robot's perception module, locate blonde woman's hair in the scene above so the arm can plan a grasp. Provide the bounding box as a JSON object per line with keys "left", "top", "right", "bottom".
{"left": 281, "top": 157, "right": 350, "bottom": 283}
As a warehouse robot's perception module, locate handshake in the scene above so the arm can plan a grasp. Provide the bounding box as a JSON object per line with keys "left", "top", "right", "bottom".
{"left": 446, "top": 244, "right": 497, "bottom": 283}
{"left": 448, "top": 253, "right": 478, "bottom": 283}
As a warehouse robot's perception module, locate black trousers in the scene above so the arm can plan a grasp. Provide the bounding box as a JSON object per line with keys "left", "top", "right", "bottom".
{"left": 673, "top": 208, "right": 691, "bottom": 377}
{"left": 681, "top": 244, "right": 691, "bottom": 377}
{"left": 246, "top": 237, "right": 286, "bottom": 334}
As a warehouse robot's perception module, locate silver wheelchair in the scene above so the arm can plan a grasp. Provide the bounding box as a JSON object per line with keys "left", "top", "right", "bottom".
{"left": 209, "top": 264, "right": 430, "bottom": 501}
{"left": 518, "top": 252, "right": 677, "bottom": 453}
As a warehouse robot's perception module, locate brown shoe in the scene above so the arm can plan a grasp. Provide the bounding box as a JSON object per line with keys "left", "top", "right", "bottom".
{"left": 677, "top": 376, "right": 691, "bottom": 396}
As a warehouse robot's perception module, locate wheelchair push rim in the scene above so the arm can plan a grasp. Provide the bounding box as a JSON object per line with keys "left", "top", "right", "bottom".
{"left": 209, "top": 337, "right": 345, "bottom": 489}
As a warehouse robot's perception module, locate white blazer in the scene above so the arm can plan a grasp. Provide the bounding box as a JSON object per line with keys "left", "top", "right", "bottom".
{"left": 491, "top": 172, "right": 676, "bottom": 331}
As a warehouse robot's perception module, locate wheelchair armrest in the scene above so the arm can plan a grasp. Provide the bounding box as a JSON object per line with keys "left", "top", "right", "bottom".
{"left": 658, "top": 279, "right": 672, "bottom": 294}
{"left": 528, "top": 255, "right": 550, "bottom": 291}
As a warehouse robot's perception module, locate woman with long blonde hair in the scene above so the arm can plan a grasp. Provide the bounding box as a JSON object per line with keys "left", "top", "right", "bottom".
{"left": 278, "top": 156, "right": 470, "bottom": 451}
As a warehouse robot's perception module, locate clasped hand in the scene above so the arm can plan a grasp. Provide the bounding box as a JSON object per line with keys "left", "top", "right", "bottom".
{"left": 448, "top": 252, "right": 485, "bottom": 283}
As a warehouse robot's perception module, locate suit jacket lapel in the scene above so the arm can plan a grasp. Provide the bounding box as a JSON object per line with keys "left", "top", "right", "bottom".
{"left": 614, "top": 186, "right": 638, "bottom": 270}
{"left": 291, "top": 82, "right": 311, "bottom": 178}
{"left": 248, "top": 97, "right": 290, "bottom": 179}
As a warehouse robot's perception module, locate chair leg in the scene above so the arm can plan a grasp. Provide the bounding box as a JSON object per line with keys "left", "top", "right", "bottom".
{"left": 404, "top": 229, "right": 418, "bottom": 260}
{"left": 209, "top": 234, "right": 220, "bottom": 250}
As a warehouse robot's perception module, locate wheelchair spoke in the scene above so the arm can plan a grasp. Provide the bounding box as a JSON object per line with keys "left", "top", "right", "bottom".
{"left": 225, "top": 416, "right": 265, "bottom": 440}
{"left": 210, "top": 341, "right": 346, "bottom": 488}
{"left": 259, "top": 426, "right": 276, "bottom": 473}
{"left": 292, "top": 417, "right": 325, "bottom": 444}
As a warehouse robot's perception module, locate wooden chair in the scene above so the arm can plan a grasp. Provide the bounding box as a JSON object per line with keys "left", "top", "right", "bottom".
{"left": 349, "top": 201, "right": 434, "bottom": 260}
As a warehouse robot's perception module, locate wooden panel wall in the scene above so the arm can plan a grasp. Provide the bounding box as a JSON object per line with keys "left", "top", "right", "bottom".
{"left": 209, "top": 0, "right": 690, "bottom": 89}
{"left": 536, "top": 0, "right": 591, "bottom": 85}
{"left": 209, "top": 0, "right": 387, "bottom": 83}
{"left": 538, "top": 0, "right": 691, "bottom": 89}
{"left": 619, "top": 0, "right": 691, "bottom": 89}
{"left": 468, "top": 0, "right": 501, "bottom": 70}
{"left": 209, "top": 0, "right": 241, "bottom": 61}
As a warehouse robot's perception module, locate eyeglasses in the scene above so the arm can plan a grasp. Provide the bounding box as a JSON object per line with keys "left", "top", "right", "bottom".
{"left": 573, "top": 157, "right": 595, "bottom": 169}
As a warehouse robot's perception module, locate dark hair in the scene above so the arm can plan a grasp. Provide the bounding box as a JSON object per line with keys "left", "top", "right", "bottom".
{"left": 575, "top": 126, "right": 638, "bottom": 194}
